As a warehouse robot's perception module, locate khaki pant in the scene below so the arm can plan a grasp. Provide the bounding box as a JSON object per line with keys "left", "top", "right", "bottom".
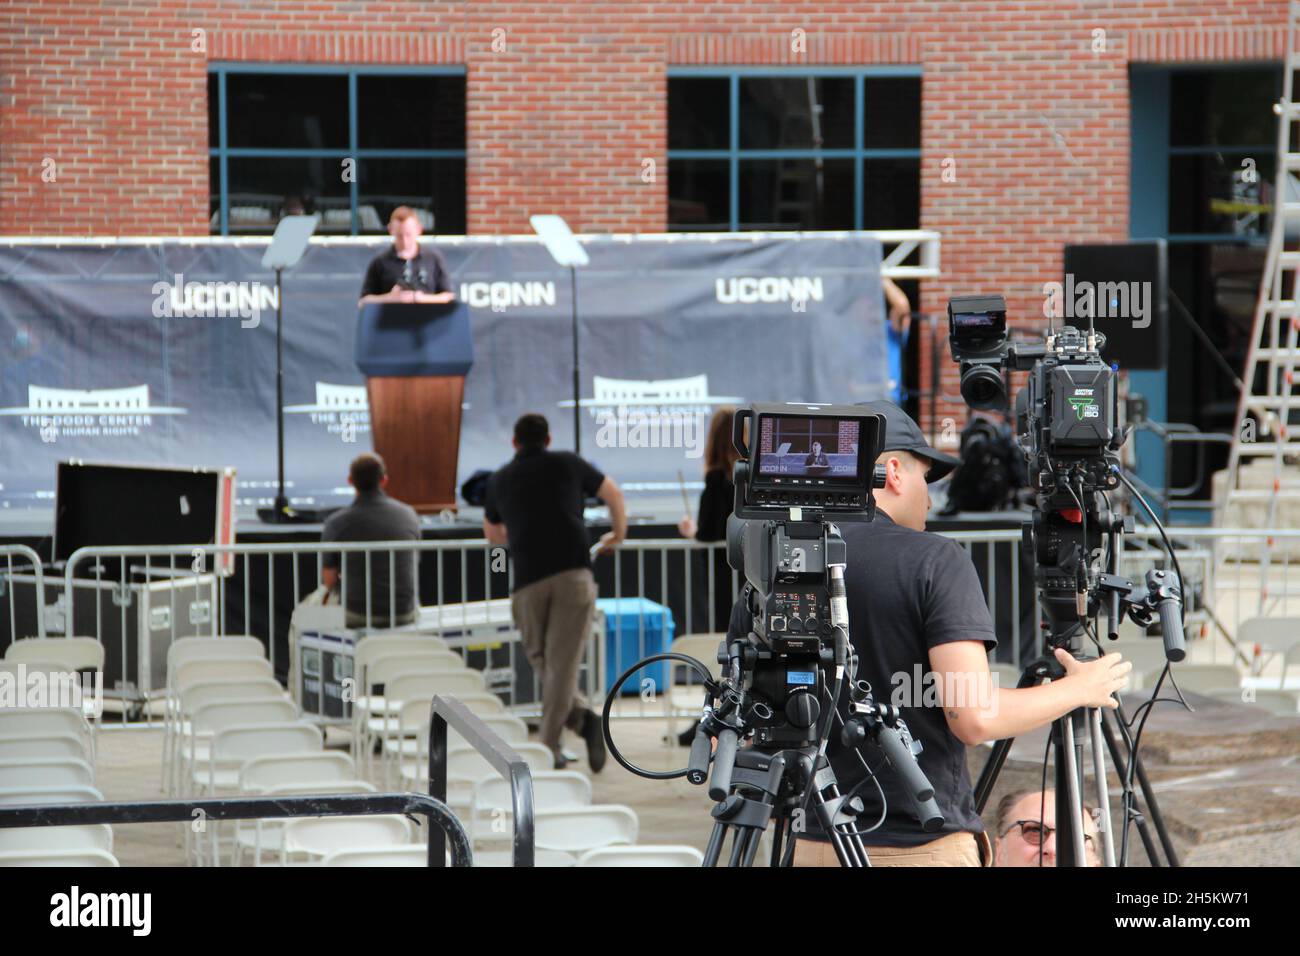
{"left": 792, "top": 830, "right": 991, "bottom": 867}
{"left": 511, "top": 568, "right": 597, "bottom": 753}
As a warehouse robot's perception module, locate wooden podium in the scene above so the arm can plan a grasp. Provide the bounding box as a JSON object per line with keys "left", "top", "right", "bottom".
{"left": 355, "top": 301, "right": 473, "bottom": 513}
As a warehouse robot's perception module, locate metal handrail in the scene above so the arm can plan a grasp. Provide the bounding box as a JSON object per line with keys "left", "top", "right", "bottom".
{"left": 1, "top": 545, "right": 46, "bottom": 639}
{"left": 428, "top": 694, "right": 534, "bottom": 868}
{"left": 0, "top": 792, "right": 472, "bottom": 866}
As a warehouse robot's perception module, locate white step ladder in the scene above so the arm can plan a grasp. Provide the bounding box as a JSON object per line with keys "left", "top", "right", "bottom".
{"left": 1220, "top": 2, "right": 1300, "bottom": 598}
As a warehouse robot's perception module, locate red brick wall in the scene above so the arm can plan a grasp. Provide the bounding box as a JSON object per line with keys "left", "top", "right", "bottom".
{"left": 0, "top": 1, "right": 1287, "bottom": 424}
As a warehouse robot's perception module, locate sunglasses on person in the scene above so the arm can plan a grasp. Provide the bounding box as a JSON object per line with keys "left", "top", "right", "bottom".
{"left": 1001, "top": 820, "right": 1096, "bottom": 849}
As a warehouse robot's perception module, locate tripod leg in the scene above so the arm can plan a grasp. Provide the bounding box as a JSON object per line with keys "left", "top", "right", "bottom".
{"left": 702, "top": 820, "right": 728, "bottom": 867}
{"left": 1087, "top": 707, "right": 1117, "bottom": 867}
{"left": 974, "top": 736, "right": 1015, "bottom": 813}
{"left": 727, "top": 827, "right": 749, "bottom": 867}
{"left": 1101, "top": 708, "right": 1180, "bottom": 866}
{"left": 1098, "top": 714, "right": 1161, "bottom": 865}
{"left": 770, "top": 815, "right": 786, "bottom": 868}
{"left": 1055, "top": 715, "right": 1088, "bottom": 866}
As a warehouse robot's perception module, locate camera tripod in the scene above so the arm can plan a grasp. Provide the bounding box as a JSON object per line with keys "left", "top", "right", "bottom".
{"left": 973, "top": 615, "right": 1181, "bottom": 868}
{"left": 693, "top": 658, "right": 942, "bottom": 868}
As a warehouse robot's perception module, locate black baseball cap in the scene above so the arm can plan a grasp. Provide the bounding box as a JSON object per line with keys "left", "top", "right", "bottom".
{"left": 855, "top": 400, "right": 961, "bottom": 483}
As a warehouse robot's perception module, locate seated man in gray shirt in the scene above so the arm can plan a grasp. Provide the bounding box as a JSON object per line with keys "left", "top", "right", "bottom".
{"left": 321, "top": 453, "right": 422, "bottom": 629}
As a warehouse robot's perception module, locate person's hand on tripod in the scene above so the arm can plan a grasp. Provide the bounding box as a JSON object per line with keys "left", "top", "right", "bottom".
{"left": 1053, "top": 649, "right": 1133, "bottom": 709}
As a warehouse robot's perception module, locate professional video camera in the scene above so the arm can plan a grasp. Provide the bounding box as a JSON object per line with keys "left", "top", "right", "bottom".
{"left": 948, "top": 294, "right": 1186, "bottom": 868}
{"left": 602, "top": 403, "right": 944, "bottom": 867}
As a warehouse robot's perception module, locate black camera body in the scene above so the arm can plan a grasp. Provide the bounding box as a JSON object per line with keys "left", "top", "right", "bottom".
{"left": 724, "top": 403, "right": 885, "bottom": 748}
{"left": 948, "top": 295, "right": 1129, "bottom": 643}
{"left": 948, "top": 294, "right": 1123, "bottom": 498}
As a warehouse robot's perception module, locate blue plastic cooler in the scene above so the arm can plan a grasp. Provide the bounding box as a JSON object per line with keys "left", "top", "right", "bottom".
{"left": 596, "top": 597, "right": 676, "bottom": 696}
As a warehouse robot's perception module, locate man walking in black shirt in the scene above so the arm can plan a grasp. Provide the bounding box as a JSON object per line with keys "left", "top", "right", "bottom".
{"left": 483, "top": 414, "right": 628, "bottom": 770}
{"left": 730, "top": 402, "right": 1133, "bottom": 866}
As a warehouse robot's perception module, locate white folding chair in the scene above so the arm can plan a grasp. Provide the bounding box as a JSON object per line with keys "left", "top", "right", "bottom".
{"left": 0, "top": 785, "right": 104, "bottom": 805}
{"left": 193, "top": 722, "right": 323, "bottom": 865}
{"left": 0, "top": 824, "right": 113, "bottom": 854}
{"left": 5, "top": 637, "right": 104, "bottom": 672}
{"left": 0, "top": 707, "right": 95, "bottom": 763}
{"left": 473, "top": 849, "right": 576, "bottom": 867}
{"left": 576, "top": 845, "right": 704, "bottom": 867}
{"left": 534, "top": 805, "right": 639, "bottom": 854}
{"left": 167, "top": 677, "right": 285, "bottom": 794}
{"left": 321, "top": 845, "right": 429, "bottom": 867}
{"left": 0, "top": 733, "right": 90, "bottom": 762}
{"left": 470, "top": 771, "right": 591, "bottom": 845}
{"left": 279, "top": 815, "right": 412, "bottom": 865}
{"left": 0, "top": 848, "right": 118, "bottom": 867}
{"left": 234, "top": 778, "right": 376, "bottom": 867}
{"left": 1239, "top": 617, "right": 1300, "bottom": 687}
{"left": 0, "top": 757, "right": 94, "bottom": 789}
{"left": 181, "top": 698, "right": 300, "bottom": 797}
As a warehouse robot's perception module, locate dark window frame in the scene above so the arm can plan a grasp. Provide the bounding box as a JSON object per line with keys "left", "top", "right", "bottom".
{"left": 667, "top": 66, "right": 922, "bottom": 232}
{"left": 208, "top": 63, "right": 467, "bottom": 236}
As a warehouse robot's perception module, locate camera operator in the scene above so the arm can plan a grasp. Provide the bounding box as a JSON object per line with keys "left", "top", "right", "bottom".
{"left": 729, "top": 401, "right": 1132, "bottom": 866}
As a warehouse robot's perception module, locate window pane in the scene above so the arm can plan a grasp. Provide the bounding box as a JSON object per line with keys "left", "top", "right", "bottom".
{"left": 225, "top": 73, "right": 349, "bottom": 149}
{"left": 739, "top": 77, "right": 854, "bottom": 149}
{"left": 208, "top": 73, "right": 219, "bottom": 148}
{"left": 668, "top": 159, "right": 729, "bottom": 231}
{"left": 864, "top": 77, "right": 921, "bottom": 148}
{"left": 1171, "top": 70, "right": 1278, "bottom": 148}
{"left": 738, "top": 159, "right": 854, "bottom": 230}
{"left": 668, "top": 78, "right": 730, "bottom": 150}
{"left": 358, "top": 158, "right": 466, "bottom": 235}
{"left": 1169, "top": 152, "right": 1274, "bottom": 237}
{"left": 862, "top": 158, "right": 920, "bottom": 229}
{"left": 223, "top": 156, "right": 350, "bottom": 234}
{"left": 357, "top": 74, "right": 466, "bottom": 150}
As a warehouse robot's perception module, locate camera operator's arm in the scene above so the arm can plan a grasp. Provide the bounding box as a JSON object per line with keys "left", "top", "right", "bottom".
{"left": 917, "top": 537, "right": 1131, "bottom": 745}
{"left": 929, "top": 641, "right": 1132, "bottom": 746}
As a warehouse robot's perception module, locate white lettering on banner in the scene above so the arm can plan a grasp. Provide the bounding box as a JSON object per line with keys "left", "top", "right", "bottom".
{"left": 151, "top": 273, "right": 275, "bottom": 329}
{"left": 715, "top": 276, "right": 824, "bottom": 306}
{"left": 459, "top": 281, "right": 557, "bottom": 311}
{"left": 0, "top": 384, "right": 184, "bottom": 438}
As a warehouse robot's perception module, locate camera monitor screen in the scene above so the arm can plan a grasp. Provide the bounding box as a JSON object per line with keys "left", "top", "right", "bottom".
{"left": 754, "top": 414, "right": 863, "bottom": 486}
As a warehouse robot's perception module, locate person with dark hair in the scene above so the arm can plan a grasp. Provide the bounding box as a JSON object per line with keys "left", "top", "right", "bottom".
{"left": 678, "top": 406, "right": 738, "bottom": 629}
{"left": 992, "top": 789, "right": 1102, "bottom": 867}
{"left": 483, "top": 414, "right": 628, "bottom": 770}
{"left": 321, "top": 452, "right": 422, "bottom": 629}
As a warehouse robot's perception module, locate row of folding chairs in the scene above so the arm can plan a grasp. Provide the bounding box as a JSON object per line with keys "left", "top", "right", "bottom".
{"left": 0, "top": 703, "right": 116, "bottom": 866}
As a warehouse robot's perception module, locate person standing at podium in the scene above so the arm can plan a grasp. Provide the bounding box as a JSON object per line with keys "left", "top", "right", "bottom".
{"left": 358, "top": 206, "right": 456, "bottom": 306}
{"left": 482, "top": 413, "right": 627, "bottom": 771}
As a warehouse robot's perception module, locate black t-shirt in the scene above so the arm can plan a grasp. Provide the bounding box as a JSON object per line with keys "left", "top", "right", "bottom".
{"left": 360, "top": 245, "right": 453, "bottom": 298}
{"left": 484, "top": 448, "right": 605, "bottom": 591}
{"left": 694, "top": 468, "right": 734, "bottom": 542}
{"left": 727, "top": 511, "right": 997, "bottom": 848}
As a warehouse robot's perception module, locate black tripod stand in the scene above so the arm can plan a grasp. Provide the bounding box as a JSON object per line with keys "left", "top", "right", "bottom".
{"left": 973, "top": 563, "right": 1185, "bottom": 867}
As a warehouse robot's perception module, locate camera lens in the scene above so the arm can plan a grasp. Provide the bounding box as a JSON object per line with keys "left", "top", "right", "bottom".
{"left": 960, "top": 363, "right": 1007, "bottom": 410}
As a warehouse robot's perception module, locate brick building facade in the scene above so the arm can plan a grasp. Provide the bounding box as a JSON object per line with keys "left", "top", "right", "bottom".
{"left": 0, "top": 2, "right": 1287, "bottom": 428}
